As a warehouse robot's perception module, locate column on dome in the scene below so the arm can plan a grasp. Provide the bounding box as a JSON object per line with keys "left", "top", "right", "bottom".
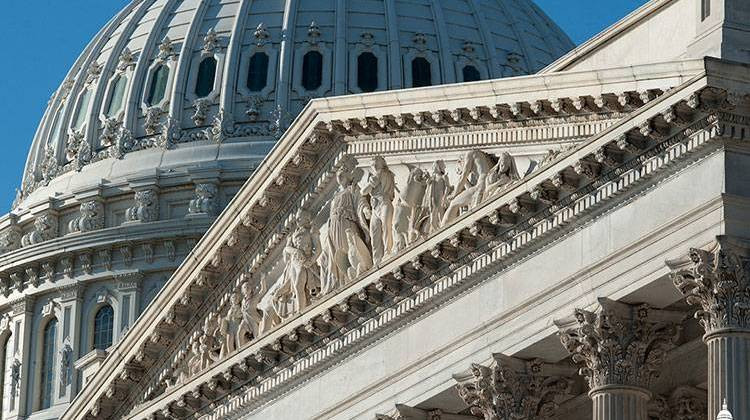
{"left": 9, "top": 298, "right": 34, "bottom": 418}
{"left": 554, "top": 298, "right": 684, "bottom": 420}
{"left": 453, "top": 353, "right": 575, "bottom": 420}
{"left": 667, "top": 237, "right": 750, "bottom": 419}
{"left": 57, "top": 287, "right": 83, "bottom": 404}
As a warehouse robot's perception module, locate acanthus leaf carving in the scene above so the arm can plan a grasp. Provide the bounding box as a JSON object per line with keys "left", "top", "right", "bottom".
{"left": 554, "top": 298, "right": 683, "bottom": 391}
{"left": 456, "top": 354, "right": 574, "bottom": 420}
{"left": 667, "top": 239, "right": 750, "bottom": 334}
{"left": 188, "top": 183, "right": 219, "bottom": 216}
{"left": 21, "top": 213, "right": 58, "bottom": 247}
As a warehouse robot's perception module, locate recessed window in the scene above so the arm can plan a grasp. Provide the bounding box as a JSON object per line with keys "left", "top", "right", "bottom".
{"left": 105, "top": 75, "right": 128, "bottom": 117}
{"left": 701, "top": 0, "right": 711, "bottom": 20}
{"left": 93, "top": 305, "right": 114, "bottom": 350}
{"left": 73, "top": 89, "right": 92, "bottom": 130}
{"left": 462, "top": 65, "right": 481, "bottom": 82}
{"left": 147, "top": 65, "right": 169, "bottom": 106}
{"left": 0, "top": 334, "right": 11, "bottom": 415}
{"left": 357, "top": 52, "right": 378, "bottom": 93}
{"left": 40, "top": 318, "right": 57, "bottom": 410}
{"left": 247, "top": 52, "right": 269, "bottom": 92}
{"left": 195, "top": 56, "right": 217, "bottom": 97}
{"left": 411, "top": 57, "right": 432, "bottom": 88}
{"left": 302, "top": 51, "right": 323, "bottom": 91}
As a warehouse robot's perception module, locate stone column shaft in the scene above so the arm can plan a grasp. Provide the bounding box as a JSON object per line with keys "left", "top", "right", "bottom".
{"left": 706, "top": 332, "right": 750, "bottom": 418}
{"left": 591, "top": 387, "right": 650, "bottom": 420}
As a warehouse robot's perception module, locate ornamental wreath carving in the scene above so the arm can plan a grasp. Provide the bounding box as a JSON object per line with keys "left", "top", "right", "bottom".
{"left": 555, "top": 298, "right": 683, "bottom": 391}
{"left": 667, "top": 238, "right": 750, "bottom": 334}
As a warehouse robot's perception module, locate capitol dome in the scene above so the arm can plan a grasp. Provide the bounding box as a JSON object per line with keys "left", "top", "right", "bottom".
{"left": 19, "top": 0, "right": 572, "bottom": 205}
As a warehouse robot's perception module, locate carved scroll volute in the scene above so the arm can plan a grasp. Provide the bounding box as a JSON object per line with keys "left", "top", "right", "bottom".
{"left": 554, "top": 298, "right": 684, "bottom": 393}
{"left": 454, "top": 354, "right": 574, "bottom": 420}
{"left": 667, "top": 238, "right": 750, "bottom": 335}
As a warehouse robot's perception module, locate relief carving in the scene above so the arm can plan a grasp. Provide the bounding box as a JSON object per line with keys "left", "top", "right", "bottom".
{"left": 21, "top": 214, "right": 58, "bottom": 247}
{"left": 126, "top": 189, "right": 159, "bottom": 223}
{"left": 188, "top": 183, "right": 218, "bottom": 216}
{"left": 362, "top": 157, "right": 396, "bottom": 265}
{"left": 68, "top": 201, "right": 104, "bottom": 233}
{"left": 319, "top": 160, "right": 371, "bottom": 294}
{"left": 442, "top": 150, "right": 519, "bottom": 226}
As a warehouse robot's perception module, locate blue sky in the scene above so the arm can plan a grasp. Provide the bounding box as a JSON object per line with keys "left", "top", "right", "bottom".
{"left": 0, "top": 0, "right": 648, "bottom": 210}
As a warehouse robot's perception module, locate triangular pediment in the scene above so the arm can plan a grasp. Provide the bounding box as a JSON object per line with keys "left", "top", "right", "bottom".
{"left": 62, "top": 58, "right": 750, "bottom": 419}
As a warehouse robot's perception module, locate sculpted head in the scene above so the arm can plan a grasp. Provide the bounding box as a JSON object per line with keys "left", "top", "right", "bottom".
{"left": 373, "top": 156, "right": 387, "bottom": 172}
{"left": 432, "top": 160, "right": 446, "bottom": 175}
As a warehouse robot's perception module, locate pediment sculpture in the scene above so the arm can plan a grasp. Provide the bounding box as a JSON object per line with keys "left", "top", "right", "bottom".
{"left": 169, "top": 149, "right": 526, "bottom": 386}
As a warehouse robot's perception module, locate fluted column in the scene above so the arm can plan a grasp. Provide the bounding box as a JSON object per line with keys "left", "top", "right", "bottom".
{"left": 453, "top": 353, "right": 574, "bottom": 420}
{"left": 555, "top": 298, "right": 683, "bottom": 420}
{"left": 668, "top": 237, "right": 750, "bottom": 419}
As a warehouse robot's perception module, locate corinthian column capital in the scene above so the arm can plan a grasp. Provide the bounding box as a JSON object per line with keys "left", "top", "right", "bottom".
{"left": 454, "top": 354, "right": 574, "bottom": 420}
{"left": 554, "top": 298, "right": 683, "bottom": 392}
{"left": 667, "top": 237, "right": 750, "bottom": 335}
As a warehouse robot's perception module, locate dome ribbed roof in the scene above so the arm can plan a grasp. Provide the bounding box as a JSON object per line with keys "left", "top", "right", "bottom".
{"left": 18, "top": 0, "right": 572, "bottom": 206}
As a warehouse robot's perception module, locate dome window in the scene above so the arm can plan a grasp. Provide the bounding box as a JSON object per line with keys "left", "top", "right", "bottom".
{"left": 357, "top": 52, "right": 378, "bottom": 93}
{"left": 93, "top": 305, "right": 114, "bottom": 350}
{"left": 39, "top": 318, "right": 57, "bottom": 410}
{"left": 302, "top": 51, "right": 323, "bottom": 91}
{"left": 411, "top": 57, "right": 432, "bottom": 88}
{"left": 73, "top": 89, "right": 92, "bottom": 130}
{"left": 0, "top": 334, "right": 11, "bottom": 415}
{"left": 147, "top": 65, "right": 170, "bottom": 106}
{"left": 195, "top": 57, "right": 218, "bottom": 98}
{"left": 247, "top": 52, "right": 269, "bottom": 92}
{"left": 105, "top": 75, "right": 128, "bottom": 117}
{"left": 462, "top": 65, "right": 481, "bottom": 82}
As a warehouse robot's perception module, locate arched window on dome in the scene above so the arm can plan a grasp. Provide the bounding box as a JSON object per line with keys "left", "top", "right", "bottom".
{"left": 195, "top": 56, "right": 218, "bottom": 98}
{"left": 147, "top": 65, "right": 169, "bottom": 106}
{"left": 105, "top": 75, "right": 128, "bottom": 117}
{"left": 462, "top": 65, "right": 481, "bottom": 83}
{"left": 72, "top": 89, "right": 92, "bottom": 130}
{"left": 302, "top": 51, "right": 323, "bottom": 91}
{"left": 357, "top": 52, "right": 378, "bottom": 93}
{"left": 93, "top": 305, "right": 114, "bottom": 350}
{"left": 247, "top": 52, "right": 269, "bottom": 92}
{"left": 411, "top": 57, "right": 432, "bottom": 88}
{"left": 39, "top": 318, "right": 57, "bottom": 410}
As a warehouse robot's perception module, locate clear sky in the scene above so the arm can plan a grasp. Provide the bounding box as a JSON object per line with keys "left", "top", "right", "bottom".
{"left": 0, "top": 0, "right": 648, "bottom": 210}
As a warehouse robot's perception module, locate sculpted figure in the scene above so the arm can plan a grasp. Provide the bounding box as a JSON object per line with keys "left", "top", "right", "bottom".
{"left": 319, "top": 162, "right": 372, "bottom": 293}
{"left": 280, "top": 210, "right": 321, "bottom": 313}
{"left": 484, "top": 151, "right": 520, "bottom": 197}
{"left": 392, "top": 165, "right": 428, "bottom": 252}
{"left": 424, "top": 160, "right": 452, "bottom": 233}
{"left": 361, "top": 157, "right": 396, "bottom": 265}
{"left": 237, "top": 280, "right": 262, "bottom": 346}
{"left": 188, "top": 183, "right": 218, "bottom": 215}
{"left": 219, "top": 292, "right": 243, "bottom": 358}
{"left": 199, "top": 313, "right": 221, "bottom": 370}
{"left": 257, "top": 273, "right": 295, "bottom": 335}
{"left": 442, "top": 150, "right": 518, "bottom": 226}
